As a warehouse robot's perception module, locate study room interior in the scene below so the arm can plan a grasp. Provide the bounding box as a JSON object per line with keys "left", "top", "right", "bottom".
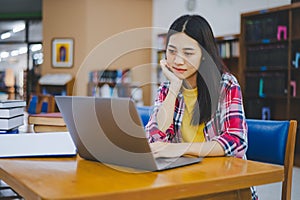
{"left": 0, "top": 0, "right": 300, "bottom": 199}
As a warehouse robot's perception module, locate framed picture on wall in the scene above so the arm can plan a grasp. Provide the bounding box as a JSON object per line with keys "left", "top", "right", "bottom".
{"left": 52, "top": 38, "right": 74, "bottom": 68}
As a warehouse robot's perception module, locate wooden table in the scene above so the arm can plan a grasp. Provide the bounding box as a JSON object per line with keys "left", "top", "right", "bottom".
{"left": 0, "top": 156, "right": 283, "bottom": 200}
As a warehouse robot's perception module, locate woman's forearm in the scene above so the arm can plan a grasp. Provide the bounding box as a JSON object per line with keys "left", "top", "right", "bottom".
{"left": 157, "top": 83, "right": 181, "bottom": 132}
{"left": 187, "top": 141, "right": 225, "bottom": 157}
{"left": 150, "top": 141, "right": 225, "bottom": 158}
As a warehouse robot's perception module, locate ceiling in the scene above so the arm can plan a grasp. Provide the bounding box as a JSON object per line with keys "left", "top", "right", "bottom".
{"left": 0, "top": 0, "right": 42, "bottom": 56}
{"left": 0, "top": 20, "right": 43, "bottom": 50}
{"left": 0, "top": 0, "right": 41, "bottom": 14}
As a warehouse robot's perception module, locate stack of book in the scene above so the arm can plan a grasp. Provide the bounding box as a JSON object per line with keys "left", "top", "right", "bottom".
{"left": 28, "top": 112, "right": 67, "bottom": 133}
{"left": 0, "top": 100, "right": 26, "bottom": 134}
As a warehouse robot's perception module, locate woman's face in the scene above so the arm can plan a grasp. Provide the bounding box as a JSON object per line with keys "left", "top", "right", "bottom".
{"left": 166, "top": 32, "right": 202, "bottom": 83}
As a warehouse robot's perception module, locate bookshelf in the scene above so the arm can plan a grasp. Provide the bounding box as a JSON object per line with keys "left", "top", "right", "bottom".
{"left": 240, "top": 3, "right": 300, "bottom": 120}
{"left": 87, "top": 69, "right": 144, "bottom": 105}
{"left": 215, "top": 34, "right": 240, "bottom": 81}
{"left": 156, "top": 33, "right": 167, "bottom": 84}
{"left": 240, "top": 3, "right": 300, "bottom": 166}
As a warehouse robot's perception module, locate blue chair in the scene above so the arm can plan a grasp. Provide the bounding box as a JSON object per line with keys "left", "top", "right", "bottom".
{"left": 136, "top": 106, "right": 153, "bottom": 127}
{"left": 246, "top": 119, "right": 297, "bottom": 200}
{"left": 135, "top": 109, "right": 298, "bottom": 199}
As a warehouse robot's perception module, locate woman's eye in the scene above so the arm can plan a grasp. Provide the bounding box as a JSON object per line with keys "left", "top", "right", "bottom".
{"left": 184, "top": 52, "right": 194, "bottom": 56}
{"left": 167, "top": 49, "right": 176, "bottom": 54}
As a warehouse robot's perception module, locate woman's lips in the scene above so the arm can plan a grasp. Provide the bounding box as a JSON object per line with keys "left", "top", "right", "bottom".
{"left": 172, "top": 66, "right": 187, "bottom": 73}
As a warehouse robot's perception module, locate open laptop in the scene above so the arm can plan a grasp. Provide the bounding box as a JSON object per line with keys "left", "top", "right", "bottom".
{"left": 55, "top": 96, "right": 202, "bottom": 171}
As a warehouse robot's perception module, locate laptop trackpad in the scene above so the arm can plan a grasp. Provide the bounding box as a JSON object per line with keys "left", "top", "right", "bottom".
{"left": 155, "top": 156, "right": 202, "bottom": 171}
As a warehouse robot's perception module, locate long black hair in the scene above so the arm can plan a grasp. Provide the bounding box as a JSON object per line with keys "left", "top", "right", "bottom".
{"left": 166, "top": 15, "right": 228, "bottom": 125}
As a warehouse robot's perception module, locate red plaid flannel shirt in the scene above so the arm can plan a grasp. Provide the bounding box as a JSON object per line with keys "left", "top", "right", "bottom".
{"left": 145, "top": 72, "right": 248, "bottom": 158}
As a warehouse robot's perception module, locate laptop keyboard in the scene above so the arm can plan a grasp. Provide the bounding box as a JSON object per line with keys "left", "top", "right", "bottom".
{"left": 155, "top": 156, "right": 202, "bottom": 171}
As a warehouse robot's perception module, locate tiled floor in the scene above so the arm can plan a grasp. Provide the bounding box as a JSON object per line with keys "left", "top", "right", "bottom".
{"left": 256, "top": 166, "right": 300, "bottom": 199}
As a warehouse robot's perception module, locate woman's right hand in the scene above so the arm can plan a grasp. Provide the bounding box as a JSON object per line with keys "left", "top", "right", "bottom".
{"left": 156, "top": 59, "right": 183, "bottom": 131}
{"left": 150, "top": 142, "right": 192, "bottom": 158}
{"left": 160, "top": 59, "right": 182, "bottom": 93}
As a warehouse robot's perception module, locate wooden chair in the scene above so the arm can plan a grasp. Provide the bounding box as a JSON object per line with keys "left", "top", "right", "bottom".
{"left": 246, "top": 119, "right": 297, "bottom": 200}
{"left": 28, "top": 94, "right": 55, "bottom": 114}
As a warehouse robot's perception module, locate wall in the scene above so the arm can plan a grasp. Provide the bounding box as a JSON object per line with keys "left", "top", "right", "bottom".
{"left": 153, "top": 0, "right": 291, "bottom": 37}
{"left": 42, "top": 0, "right": 292, "bottom": 105}
{"left": 150, "top": 0, "right": 291, "bottom": 102}
{"left": 42, "top": 0, "right": 153, "bottom": 105}
{"left": 0, "top": 0, "right": 41, "bottom": 14}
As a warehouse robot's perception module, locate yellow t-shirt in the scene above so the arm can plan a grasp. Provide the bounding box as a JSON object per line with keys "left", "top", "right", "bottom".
{"left": 181, "top": 87, "right": 205, "bottom": 143}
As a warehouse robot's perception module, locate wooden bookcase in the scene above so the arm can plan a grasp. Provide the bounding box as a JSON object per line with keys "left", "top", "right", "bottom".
{"left": 240, "top": 3, "right": 300, "bottom": 166}
{"left": 87, "top": 69, "right": 144, "bottom": 105}
{"left": 156, "top": 33, "right": 167, "bottom": 84}
{"left": 215, "top": 34, "right": 240, "bottom": 81}
{"left": 240, "top": 3, "right": 300, "bottom": 121}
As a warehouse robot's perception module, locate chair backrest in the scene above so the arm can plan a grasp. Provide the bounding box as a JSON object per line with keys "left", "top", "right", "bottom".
{"left": 246, "top": 119, "right": 297, "bottom": 200}
{"left": 28, "top": 94, "right": 55, "bottom": 114}
{"left": 136, "top": 106, "right": 153, "bottom": 127}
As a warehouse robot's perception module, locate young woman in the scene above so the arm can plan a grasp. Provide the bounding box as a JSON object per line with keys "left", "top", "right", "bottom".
{"left": 145, "top": 15, "right": 257, "bottom": 200}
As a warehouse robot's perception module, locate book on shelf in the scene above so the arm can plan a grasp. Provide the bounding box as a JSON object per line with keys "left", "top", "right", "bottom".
{"left": 0, "top": 107, "right": 25, "bottom": 118}
{"left": 33, "top": 125, "right": 68, "bottom": 133}
{"left": 0, "top": 115, "right": 24, "bottom": 130}
{"left": 231, "top": 40, "right": 239, "bottom": 57}
{"left": 0, "top": 100, "right": 26, "bottom": 108}
{"left": 28, "top": 112, "right": 66, "bottom": 126}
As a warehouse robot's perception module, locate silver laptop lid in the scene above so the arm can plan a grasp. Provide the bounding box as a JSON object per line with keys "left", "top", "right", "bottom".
{"left": 55, "top": 96, "right": 158, "bottom": 171}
